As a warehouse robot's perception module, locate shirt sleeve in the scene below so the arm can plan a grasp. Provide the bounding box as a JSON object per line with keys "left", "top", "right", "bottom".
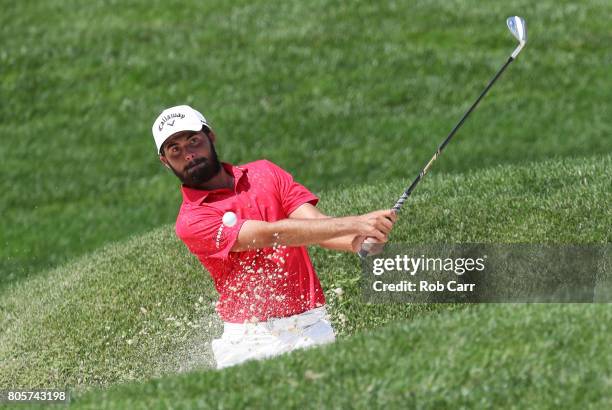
{"left": 263, "top": 160, "right": 319, "bottom": 216}
{"left": 175, "top": 206, "right": 247, "bottom": 261}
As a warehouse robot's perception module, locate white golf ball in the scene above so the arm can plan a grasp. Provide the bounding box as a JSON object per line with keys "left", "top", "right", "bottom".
{"left": 222, "top": 211, "right": 237, "bottom": 227}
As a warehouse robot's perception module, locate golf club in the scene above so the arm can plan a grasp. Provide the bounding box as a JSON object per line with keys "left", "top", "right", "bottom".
{"left": 359, "top": 16, "right": 527, "bottom": 258}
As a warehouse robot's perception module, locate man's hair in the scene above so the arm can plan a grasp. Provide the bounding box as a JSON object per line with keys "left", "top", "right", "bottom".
{"left": 160, "top": 126, "right": 212, "bottom": 157}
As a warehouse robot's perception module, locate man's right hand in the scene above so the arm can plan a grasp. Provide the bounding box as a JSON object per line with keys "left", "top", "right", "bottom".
{"left": 351, "top": 209, "right": 398, "bottom": 243}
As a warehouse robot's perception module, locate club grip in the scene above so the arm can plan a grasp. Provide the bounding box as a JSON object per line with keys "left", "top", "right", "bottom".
{"left": 358, "top": 239, "right": 386, "bottom": 259}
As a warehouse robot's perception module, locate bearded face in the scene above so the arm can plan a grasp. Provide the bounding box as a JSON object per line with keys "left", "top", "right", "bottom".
{"left": 161, "top": 131, "right": 222, "bottom": 188}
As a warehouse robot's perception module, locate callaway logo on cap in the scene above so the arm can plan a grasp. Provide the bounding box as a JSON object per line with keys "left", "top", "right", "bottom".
{"left": 151, "top": 105, "right": 210, "bottom": 154}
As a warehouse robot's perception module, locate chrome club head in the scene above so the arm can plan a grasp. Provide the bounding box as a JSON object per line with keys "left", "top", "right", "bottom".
{"left": 507, "top": 16, "right": 527, "bottom": 43}
{"left": 507, "top": 16, "right": 527, "bottom": 58}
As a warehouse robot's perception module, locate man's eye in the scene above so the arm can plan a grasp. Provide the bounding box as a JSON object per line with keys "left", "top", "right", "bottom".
{"left": 190, "top": 137, "right": 200, "bottom": 144}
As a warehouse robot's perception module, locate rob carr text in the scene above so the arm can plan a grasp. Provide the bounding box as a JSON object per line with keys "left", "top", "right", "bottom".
{"left": 369, "top": 255, "right": 485, "bottom": 293}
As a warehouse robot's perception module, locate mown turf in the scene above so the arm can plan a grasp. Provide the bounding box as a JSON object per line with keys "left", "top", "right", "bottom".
{"left": 64, "top": 304, "right": 612, "bottom": 409}
{"left": 1, "top": 156, "right": 609, "bottom": 401}
{"left": 2, "top": 0, "right": 611, "bottom": 287}
{"left": 2, "top": 1, "right": 610, "bottom": 407}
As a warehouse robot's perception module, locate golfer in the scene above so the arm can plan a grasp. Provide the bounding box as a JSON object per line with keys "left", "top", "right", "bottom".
{"left": 152, "top": 105, "right": 397, "bottom": 369}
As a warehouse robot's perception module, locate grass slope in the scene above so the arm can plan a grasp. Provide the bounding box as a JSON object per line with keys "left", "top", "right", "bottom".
{"left": 68, "top": 304, "right": 612, "bottom": 409}
{"left": 1, "top": 156, "right": 609, "bottom": 400}
{"left": 2, "top": 0, "right": 611, "bottom": 287}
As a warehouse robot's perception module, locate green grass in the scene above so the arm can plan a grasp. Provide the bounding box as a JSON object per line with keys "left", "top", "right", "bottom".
{"left": 1, "top": 156, "right": 610, "bottom": 408}
{"left": 2, "top": 0, "right": 611, "bottom": 287}
{"left": 2, "top": 0, "right": 610, "bottom": 407}
{"left": 65, "top": 304, "right": 612, "bottom": 409}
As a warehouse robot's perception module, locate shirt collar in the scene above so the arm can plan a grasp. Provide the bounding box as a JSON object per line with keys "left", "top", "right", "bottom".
{"left": 180, "top": 162, "right": 247, "bottom": 205}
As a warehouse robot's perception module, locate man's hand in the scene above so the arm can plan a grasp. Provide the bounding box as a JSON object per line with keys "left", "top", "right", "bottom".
{"left": 351, "top": 209, "right": 397, "bottom": 242}
{"left": 351, "top": 235, "right": 367, "bottom": 253}
{"left": 351, "top": 210, "right": 398, "bottom": 256}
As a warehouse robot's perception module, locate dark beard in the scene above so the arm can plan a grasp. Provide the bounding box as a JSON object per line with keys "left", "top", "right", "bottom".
{"left": 170, "top": 142, "right": 222, "bottom": 188}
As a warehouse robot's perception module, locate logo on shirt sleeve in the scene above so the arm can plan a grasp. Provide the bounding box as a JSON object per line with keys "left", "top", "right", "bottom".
{"left": 215, "top": 224, "right": 224, "bottom": 249}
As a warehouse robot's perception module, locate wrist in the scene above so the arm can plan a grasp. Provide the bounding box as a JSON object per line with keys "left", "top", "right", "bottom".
{"left": 334, "top": 216, "right": 360, "bottom": 236}
{"left": 351, "top": 235, "right": 365, "bottom": 253}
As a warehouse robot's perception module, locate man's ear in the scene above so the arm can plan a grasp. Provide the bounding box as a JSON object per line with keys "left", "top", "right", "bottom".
{"left": 208, "top": 130, "right": 216, "bottom": 144}
{"left": 159, "top": 155, "right": 171, "bottom": 169}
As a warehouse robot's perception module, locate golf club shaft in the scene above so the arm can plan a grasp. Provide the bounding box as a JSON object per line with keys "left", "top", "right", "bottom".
{"left": 358, "top": 55, "right": 516, "bottom": 259}
{"left": 393, "top": 55, "right": 515, "bottom": 212}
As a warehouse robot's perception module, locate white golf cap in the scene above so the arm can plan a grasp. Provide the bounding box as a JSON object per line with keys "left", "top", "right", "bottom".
{"left": 151, "top": 105, "right": 210, "bottom": 154}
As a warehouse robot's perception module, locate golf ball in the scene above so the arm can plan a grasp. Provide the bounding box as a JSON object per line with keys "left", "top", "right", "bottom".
{"left": 222, "top": 211, "right": 237, "bottom": 227}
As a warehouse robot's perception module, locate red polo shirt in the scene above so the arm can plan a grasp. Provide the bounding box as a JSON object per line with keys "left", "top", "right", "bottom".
{"left": 175, "top": 160, "right": 326, "bottom": 323}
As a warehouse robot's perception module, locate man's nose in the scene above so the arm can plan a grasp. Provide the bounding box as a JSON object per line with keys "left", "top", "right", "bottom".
{"left": 185, "top": 152, "right": 196, "bottom": 162}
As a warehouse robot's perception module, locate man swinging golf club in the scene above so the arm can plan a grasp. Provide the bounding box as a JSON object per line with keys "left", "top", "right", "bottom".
{"left": 152, "top": 105, "right": 397, "bottom": 369}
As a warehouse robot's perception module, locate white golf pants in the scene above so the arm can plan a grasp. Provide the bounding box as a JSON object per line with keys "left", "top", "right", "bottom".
{"left": 212, "top": 306, "right": 335, "bottom": 369}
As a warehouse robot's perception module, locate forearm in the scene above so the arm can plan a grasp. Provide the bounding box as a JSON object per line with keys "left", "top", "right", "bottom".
{"left": 234, "top": 217, "right": 358, "bottom": 251}
{"left": 268, "top": 217, "right": 357, "bottom": 247}
{"left": 318, "top": 235, "right": 357, "bottom": 252}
